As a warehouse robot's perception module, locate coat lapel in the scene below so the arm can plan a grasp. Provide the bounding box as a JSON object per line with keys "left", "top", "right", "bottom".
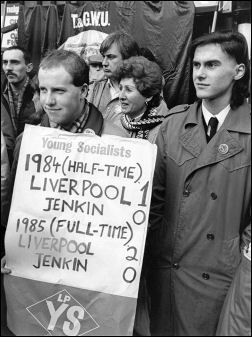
{"left": 180, "top": 102, "right": 250, "bottom": 176}
{"left": 179, "top": 127, "right": 203, "bottom": 158}
{"left": 179, "top": 102, "right": 206, "bottom": 158}
{"left": 191, "top": 129, "right": 244, "bottom": 172}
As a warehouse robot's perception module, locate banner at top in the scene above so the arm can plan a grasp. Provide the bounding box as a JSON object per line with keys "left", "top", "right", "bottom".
{"left": 1, "top": 3, "right": 19, "bottom": 49}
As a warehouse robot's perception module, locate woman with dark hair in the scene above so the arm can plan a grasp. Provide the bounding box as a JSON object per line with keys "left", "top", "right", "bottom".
{"left": 113, "top": 56, "right": 169, "bottom": 143}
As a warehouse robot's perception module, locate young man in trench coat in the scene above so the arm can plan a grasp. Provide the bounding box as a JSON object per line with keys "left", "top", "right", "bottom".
{"left": 145, "top": 31, "right": 251, "bottom": 336}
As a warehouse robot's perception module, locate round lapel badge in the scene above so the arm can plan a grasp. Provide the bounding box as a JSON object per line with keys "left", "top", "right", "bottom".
{"left": 218, "top": 144, "right": 229, "bottom": 155}
{"left": 84, "top": 128, "right": 95, "bottom": 135}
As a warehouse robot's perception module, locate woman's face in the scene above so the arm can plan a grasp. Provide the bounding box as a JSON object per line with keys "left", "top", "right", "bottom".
{"left": 119, "top": 77, "right": 147, "bottom": 119}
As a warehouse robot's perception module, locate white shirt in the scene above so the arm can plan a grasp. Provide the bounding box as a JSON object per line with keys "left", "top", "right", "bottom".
{"left": 202, "top": 103, "right": 230, "bottom": 136}
{"left": 107, "top": 79, "right": 120, "bottom": 101}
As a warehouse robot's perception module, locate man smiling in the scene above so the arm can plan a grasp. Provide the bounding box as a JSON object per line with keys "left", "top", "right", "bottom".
{"left": 7, "top": 49, "right": 127, "bottom": 209}
{"left": 2, "top": 49, "right": 127, "bottom": 265}
{"left": 37, "top": 49, "right": 127, "bottom": 136}
{"left": 38, "top": 64, "right": 87, "bottom": 131}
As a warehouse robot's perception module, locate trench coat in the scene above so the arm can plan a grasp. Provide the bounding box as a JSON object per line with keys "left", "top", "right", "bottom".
{"left": 216, "top": 241, "right": 251, "bottom": 336}
{"left": 146, "top": 101, "right": 251, "bottom": 336}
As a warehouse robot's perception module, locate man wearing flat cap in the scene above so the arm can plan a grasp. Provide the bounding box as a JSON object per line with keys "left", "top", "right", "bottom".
{"left": 88, "top": 53, "right": 104, "bottom": 84}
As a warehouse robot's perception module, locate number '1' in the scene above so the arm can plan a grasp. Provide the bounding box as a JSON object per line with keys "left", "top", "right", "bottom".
{"left": 138, "top": 181, "right": 149, "bottom": 206}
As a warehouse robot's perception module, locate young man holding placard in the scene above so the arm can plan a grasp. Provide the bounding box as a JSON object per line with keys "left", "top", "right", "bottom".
{"left": 10, "top": 49, "right": 127, "bottom": 183}
{"left": 1, "top": 49, "right": 157, "bottom": 337}
{"left": 1, "top": 49, "right": 128, "bottom": 271}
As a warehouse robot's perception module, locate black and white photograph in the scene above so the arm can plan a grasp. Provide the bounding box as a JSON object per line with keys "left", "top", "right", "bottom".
{"left": 1, "top": 1, "right": 251, "bottom": 336}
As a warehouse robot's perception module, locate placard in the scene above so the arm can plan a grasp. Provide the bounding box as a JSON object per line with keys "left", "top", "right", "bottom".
{"left": 4, "top": 124, "right": 157, "bottom": 336}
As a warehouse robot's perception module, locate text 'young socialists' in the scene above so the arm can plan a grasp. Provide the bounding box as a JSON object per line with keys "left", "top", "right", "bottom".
{"left": 42, "top": 137, "right": 131, "bottom": 157}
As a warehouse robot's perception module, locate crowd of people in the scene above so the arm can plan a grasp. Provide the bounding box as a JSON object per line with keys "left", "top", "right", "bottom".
{"left": 1, "top": 29, "right": 251, "bottom": 336}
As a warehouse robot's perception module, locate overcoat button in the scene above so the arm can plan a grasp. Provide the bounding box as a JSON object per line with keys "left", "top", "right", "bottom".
{"left": 211, "top": 193, "right": 217, "bottom": 200}
{"left": 207, "top": 233, "right": 215, "bottom": 240}
{"left": 183, "top": 189, "right": 190, "bottom": 197}
{"left": 202, "top": 273, "right": 210, "bottom": 280}
{"left": 173, "top": 263, "right": 180, "bottom": 269}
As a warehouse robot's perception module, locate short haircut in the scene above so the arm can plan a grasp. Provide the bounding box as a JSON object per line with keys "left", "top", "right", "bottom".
{"left": 191, "top": 31, "right": 250, "bottom": 109}
{"left": 100, "top": 31, "right": 140, "bottom": 60}
{"left": 39, "top": 49, "right": 89, "bottom": 86}
{"left": 116, "top": 56, "right": 162, "bottom": 108}
{"left": 3, "top": 45, "right": 31, "bottom": 64}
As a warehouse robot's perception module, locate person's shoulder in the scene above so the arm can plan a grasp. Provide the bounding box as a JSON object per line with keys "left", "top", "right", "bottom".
{"left": 102, "top": 120, "right": 129, "bottom": 138}
{"left": 237, "top": 101, "right": 251, "bottom": 114}
{"left": 155, "top": 98, "right": 169, "bottom": 116}
{"left": 91, "top": 79, "right": 108, "bottom": 91}
{"left": 88, "top": 79, "right": 109, "bottom": 105}
{"left": 162, "top": 103, "right": 192, "bottom": 123}
{"left": 1, "top": 72, "right": 7, "bottom": 91}
{"left": 159, "top": 103, "right": 195, "bottom": 133}
{"left": 167, "top": 103, "right": 191, "bottom": 116}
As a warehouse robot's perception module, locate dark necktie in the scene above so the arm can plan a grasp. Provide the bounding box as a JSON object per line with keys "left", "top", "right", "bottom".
{"left": 208, "top": 117, "right": 218, "bottom": 141}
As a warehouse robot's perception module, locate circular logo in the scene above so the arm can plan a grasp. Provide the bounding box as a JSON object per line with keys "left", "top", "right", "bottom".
{"left": 218, "top": 144, "right": 229, "bottom": 155}
{"left": 84, "top": 128, "right": 95, "bottom": 135}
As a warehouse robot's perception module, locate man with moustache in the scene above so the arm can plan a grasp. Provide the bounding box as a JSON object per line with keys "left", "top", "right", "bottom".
{"left": 1, "top": 46, "right": 41, "bottom": 164}
{"left": 146, "top": 31, "right": 251, "bottom": 335}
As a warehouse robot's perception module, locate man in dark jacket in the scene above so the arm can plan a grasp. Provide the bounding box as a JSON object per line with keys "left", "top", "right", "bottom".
{"left": 1, "top": 46, "right": 41, "bottom": 164}
{"left": 1, "top": 50, "right": 128, "bottom": 337}
{"left": 3, "top": 49, "right": 127, "bottom": 241}
{"left": 146, "top": 31, "right": 251, "bottom": 336}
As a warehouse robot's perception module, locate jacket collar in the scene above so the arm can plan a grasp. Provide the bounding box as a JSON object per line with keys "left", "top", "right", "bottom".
{"left": 184, "top": 101, "right": 201, "bottom": 128}
{"left": 2, "top": 75, "right": 31, "bottom": 94}
{"left": 84, "top": 102, "right": 103, "bottom": 135}
{"left": 180, "top": 102, "right": 206, "bottom": 158}
{"left": 223, "top": 103, "right": 251, "bottom": 134}
{"left": 184, "top": 101, "right": 251, "bottom": 134}
{"left": 180, "top": 101, "right": 250, "bottom": 162}
{"left": 40, "top": 101, "right": 104, "bottom": 136}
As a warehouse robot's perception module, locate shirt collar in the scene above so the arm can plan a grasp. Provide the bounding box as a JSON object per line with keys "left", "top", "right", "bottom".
{"left": 51, "top": 101, "right": 88, "bottom": 132}
{"left": 3, "top": 83, "right": 8, "bottom": 95}
{"left": 202, "top": 102, "right": 230, "bottom": 131}
{"left": 107, "top": 79, "right": 120, "bottom": 100}
{"left": 5, "top": 76, "right": 30, "bottom": 95}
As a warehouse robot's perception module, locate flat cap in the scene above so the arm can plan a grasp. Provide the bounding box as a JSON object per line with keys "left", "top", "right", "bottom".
{"left": 88, "top": 53, "right": 103, "bottom": 65}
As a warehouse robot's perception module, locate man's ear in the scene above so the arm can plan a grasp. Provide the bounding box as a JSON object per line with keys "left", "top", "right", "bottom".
{"left": 234, "top": 63, "right": 245, "bottom": 81}
{"left": 26, "top": 63, "right": 33, "bottom": 73}
{"left": 80, "top": 84, "right": 88, "bottom": 99}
